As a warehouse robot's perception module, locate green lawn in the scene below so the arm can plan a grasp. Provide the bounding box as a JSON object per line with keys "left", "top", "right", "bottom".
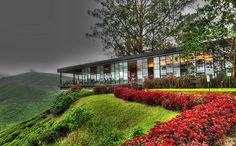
{"left": 0, "top": 94, "right": 179, "bottom": 146}
{"left": 58, "top": 94, "right": 179, "bottom": 146}
{"left": 152, "top": 88, "right": 236, "bottom": 92}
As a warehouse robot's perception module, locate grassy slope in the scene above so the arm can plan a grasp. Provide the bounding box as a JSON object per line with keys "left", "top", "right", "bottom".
{"left": 58, "top": 94, "right": 179, "bottom": 145}
{"left": 0, "top": 72, "right": 63, "bottom": 130}
{"left": 0, "top": 94, "right": 179, "bottom": 146}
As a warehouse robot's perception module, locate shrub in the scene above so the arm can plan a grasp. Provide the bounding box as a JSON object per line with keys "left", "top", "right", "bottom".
{"left": 64, "top": 108, "right": 93, "bottom": 130}
{"left": 51, "top": 89, "right": 93, "bottom": 115}
{"left": 131, "top": 127, "right": 145, "bottom": 138}
{"left": 50, "top": 94, "right": 74, "bottom": 115}
{"left": 121, "top": 89, "right": 236, "bottom": 146}
{"left": 38, "top": 130, "right": 59, "bottom": 144}
{"left": 93, "top": 85, "right": 115, "bottom": 94}
{"left": 114, "top": 87, "right": 200, "bottom": 111}
{"left": 143, "top": 77, "right": 192, "bottom": 89}
{"left": 93, "top": 83, "right": 143, "bottom": 94}
{"left": 70, "top": 85, "right": 82, "bottom": 92}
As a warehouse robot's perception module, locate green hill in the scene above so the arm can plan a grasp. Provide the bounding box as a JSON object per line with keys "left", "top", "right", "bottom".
{"left": 0, "top": 72, "right": 63, "bottom": 130}
{"left": 0, "top": 91, "right": 179, "bottom": 146}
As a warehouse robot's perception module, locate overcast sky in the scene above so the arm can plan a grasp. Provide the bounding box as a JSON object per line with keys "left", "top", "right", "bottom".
{"left": 0, "top": 0, "right": 107, "bottom": 75}
{"left": 0, "top": 0, "right": 204, "bottom": 75}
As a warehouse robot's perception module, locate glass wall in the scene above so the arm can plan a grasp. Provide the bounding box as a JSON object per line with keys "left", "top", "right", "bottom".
{"left": 137, "top": 59, "right": 148, "bottom": 81}
{"left": 196, "top": 52, "right": 205, "bottom": 75}
{"left": 205, "top": 51, "right": 214, "bottom": 76}
{"left": 173, "top": 54, "right": 181, "bottom": 77}
{"left": 115, "top": 63, "right": 120, "bottom": 84}
{"left": 97, "top": 65, "right": 104, "bottom": 84}
{"left": 111, "top": 64, "right": 116, "bottom": 84}
{"left": 166, "top": 55, "right": 173, "bottom": 77}
{"left": 154, "top": 57, "right": 160, "bottom": 78}
{"left": 160, "top": 56, "right": 167, "bottom": 78}
{"left": 137, "top": 60, "right": 143, "bottom": 81}
{"left": 187, "top": 54, "right": 196, "bottom": 76}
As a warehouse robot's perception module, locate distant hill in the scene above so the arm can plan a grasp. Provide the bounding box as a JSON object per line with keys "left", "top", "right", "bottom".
{"left": 0, "top": 73, "right": 9, "bottom": 79}
{"left": 0, "top": 72, "right": 68, "bottom": 130}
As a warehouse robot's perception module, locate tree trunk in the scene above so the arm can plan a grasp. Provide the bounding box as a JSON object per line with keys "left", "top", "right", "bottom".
{"left": 233, "top": 37, "right": 236, "bottom": 78}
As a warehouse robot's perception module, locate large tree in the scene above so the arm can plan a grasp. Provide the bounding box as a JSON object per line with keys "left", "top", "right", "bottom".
{"left": 87, "top": 0, "right": 196, "bottom": 57}
{"left": 177, "top": 0, "right": 236, "bottom": 76}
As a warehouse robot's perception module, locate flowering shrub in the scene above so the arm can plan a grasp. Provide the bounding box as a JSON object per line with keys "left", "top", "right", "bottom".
{"left": 114, "top": 88, "right": 201, "bottom": 111}
{"left": 122, "top": 97, "right": 236, "bottom": 146}
{"left": 115, "top": 88, "right": 236, "bottom": 145}
{"left": 93, "top": 86, "right": 115, "bottom": 94}
{"left": 93, "top": 83, "right": 143, "bottom": 94}
{"left": 70, "top": 85, "right": 82, "bottom": 92}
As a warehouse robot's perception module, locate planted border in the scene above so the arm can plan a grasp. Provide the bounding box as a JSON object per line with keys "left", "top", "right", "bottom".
{"left": 114, "top": 87, "right": 236, "bottom": 145}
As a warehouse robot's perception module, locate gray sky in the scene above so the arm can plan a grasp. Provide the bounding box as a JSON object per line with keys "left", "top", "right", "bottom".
{"left": 0, "top": 0, "right": 204, "bottom": 75}
{"left": 0, "top": 0, "right": 106, "bottom": 75}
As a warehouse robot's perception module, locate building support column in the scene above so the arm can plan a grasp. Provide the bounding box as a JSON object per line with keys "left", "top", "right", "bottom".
{"left": 60, "top": 72, "right": 62, "bottom": 88}
{"left": 73, "top": 73, "right": 76, "bottom": 85}
{"left": 233, "top": 37, "right": 236, "bottom": 78}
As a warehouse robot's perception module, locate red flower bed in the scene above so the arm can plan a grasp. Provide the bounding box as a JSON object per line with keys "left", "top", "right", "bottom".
{"left": 122, "top": 97, "right": 236, "bottom": 146}
{"left": 114, "top": 87, "right": 202, "bottom": 111}
{"left": 114, "top": 88, "right": 236, "bottom": 145}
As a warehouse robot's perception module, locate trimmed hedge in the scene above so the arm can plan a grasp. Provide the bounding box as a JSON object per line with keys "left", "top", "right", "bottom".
{"left": 93, "top": 82, "right": 143, "bottom": 94}
{"left": 114, "top": 88, "right": 236, "bottom": 145}
{"left": 114, "top": 87, "right": 204, "bottom": 111}
{"left": 143, "top": 76, "right": 236, "bottom": 88}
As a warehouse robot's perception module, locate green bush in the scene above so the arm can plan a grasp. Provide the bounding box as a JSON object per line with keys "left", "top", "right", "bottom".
{"left": 38, "top": 130, "right": 59, "bottom": 144}
{"left": 131, "top": 127, "right": 145, "bottom": 138}
{"left": 50, "top": 94, "right": 74, "bottom": 115}
{"left": 64, "top": 108, "right": 93, "bottom": 130}
{"left": 50, "top": 89, "right": 93, "bottom": 115}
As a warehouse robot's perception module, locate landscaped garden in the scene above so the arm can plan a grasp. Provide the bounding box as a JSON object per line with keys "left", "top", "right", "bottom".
{"left": 0, "top": 84, "right": 235, "bottom": 146}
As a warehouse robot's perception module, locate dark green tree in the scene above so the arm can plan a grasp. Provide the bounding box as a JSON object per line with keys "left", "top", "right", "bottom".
{"left": 87, "top": 0, "right": 196, "bottom": 57}
{"left": 177, "top": 0, "right": 236, "bottom": 76}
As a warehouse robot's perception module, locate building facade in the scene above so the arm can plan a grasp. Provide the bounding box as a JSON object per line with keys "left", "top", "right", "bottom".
{"left": 57, "top": 42, "right": 232, "bottom": 88}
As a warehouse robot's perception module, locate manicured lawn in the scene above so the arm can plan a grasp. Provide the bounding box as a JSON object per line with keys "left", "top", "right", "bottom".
{"left": 152, "top": 88, "right": 236, "bottom": 92}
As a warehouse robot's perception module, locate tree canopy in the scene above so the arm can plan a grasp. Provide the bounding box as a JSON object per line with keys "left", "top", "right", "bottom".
{"left": 87, "top": 0, "right": 196, "bottom": 57}
{"left": 177, "top": 0, "right": 236, "bottom": 76}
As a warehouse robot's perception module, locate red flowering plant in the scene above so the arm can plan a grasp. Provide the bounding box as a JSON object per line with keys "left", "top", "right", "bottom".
{"left": 70, "top": 85, "right": 82, "bottom": 92}
{"left": 114, "top": 88, "right": 236, "bottom": 145}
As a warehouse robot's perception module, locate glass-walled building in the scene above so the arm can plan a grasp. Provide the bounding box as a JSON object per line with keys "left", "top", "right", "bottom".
{"left": 58, "top": 42, "right": 233, "bottom": 88}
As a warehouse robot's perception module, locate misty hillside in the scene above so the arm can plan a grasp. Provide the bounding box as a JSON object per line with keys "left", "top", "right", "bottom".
{"left": 0, "top": 73, "right": 9, "bottom": 79}
{"left": 0, "top": 72, "right": 67, "bottom": 130}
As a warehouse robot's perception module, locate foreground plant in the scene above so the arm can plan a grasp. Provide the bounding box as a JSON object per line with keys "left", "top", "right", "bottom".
{"left": 115, "top": 88, "right": 236, "bottom": 146}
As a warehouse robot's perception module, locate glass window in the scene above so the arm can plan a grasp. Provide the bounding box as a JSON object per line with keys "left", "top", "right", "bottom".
{"left": 154, "top": 57, "right": 160, "bottom": 78}
{"left": 196, "top": 52, "right": 205, "bottom": 74}
{"left": 111, "top": 64, "right": 115, "bottom": 84}
{"left": 119, "top": 62, "right": 124, "bottom": 82}
{"left": 142, "top": 59, "right": 148, "bottom": 79}
{"left": 180, "top": 57, "right": 188, "bottom": 76}
{"left": 187, "top": 54, "right": 196, "bottom": 76}
{"left": 87, "top": 67, "right": 91, "bottom": 83}
{"left": 124, "top": 62, "right": 128, "bottom": 83}
{"left": 173, "top": 54, "right": 180, "bottom": 77}
{"left": 137, "top": 60, "right": 143, "bottom": 80}
{"left": 115, "top": 63, "right": 120, "bottom": 84}
{"left": 160, "top": 56, "right": 166, "bottom": 77}
{"left": 205, "top": 53, "right": 214, "bottom": 75}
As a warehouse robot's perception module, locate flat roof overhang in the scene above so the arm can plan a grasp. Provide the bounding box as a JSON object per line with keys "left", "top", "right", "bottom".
{"left": 57, "top": 48, "right": 182, "bottom": 73}
{"left": 57, "top": 39, "right": 231, "bottom": 73}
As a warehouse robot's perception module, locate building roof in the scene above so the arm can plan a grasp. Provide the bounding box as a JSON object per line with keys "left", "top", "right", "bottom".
{"left": 57, "top": 48, "right": 181, "bottom": 73}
